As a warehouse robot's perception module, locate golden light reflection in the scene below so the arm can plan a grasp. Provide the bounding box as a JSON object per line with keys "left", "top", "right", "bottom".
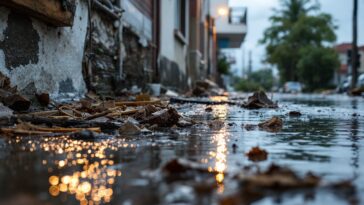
{"left": 207, "top": 103, "right": 229, "bottom": 193}
{"left": 12, "top": 136, "right": 135, "bottom": 205}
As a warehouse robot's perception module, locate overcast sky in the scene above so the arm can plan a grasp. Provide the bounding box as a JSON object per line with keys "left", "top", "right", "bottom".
{"left": 229, "top": 0, "right": 364, "bottom": 73}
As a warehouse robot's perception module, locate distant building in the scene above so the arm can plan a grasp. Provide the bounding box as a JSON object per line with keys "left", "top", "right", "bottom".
{"left": 334, "top": 43, "right": 364, "bottom": 85}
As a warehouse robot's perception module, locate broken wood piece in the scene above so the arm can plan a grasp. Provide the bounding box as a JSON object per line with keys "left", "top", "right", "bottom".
{"left": 169, "top": 97, "right": 237, "bottom": 105}
{"left": 115, "top": 99, "right": 161, "bottom": 106}
{"left": 0, "top": 128, "right": 53, "bottom": 135}
{"left": 0, "top": 116, "right": 120, "bottom": 131}
{"left": 0, "top": 0, "right": 76, "bottom": 27}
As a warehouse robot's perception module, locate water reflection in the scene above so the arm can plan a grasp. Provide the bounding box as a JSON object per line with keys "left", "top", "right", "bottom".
{"left": 209, "top": 104, "right": 229, "bottom": 193}
{"left": 6, "top": 136, "right": 134, "bottom": 205}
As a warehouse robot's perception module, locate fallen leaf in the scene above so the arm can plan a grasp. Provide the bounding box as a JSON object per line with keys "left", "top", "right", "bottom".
{"left": 246, "top": 146, "right": 268, "bottom": 162}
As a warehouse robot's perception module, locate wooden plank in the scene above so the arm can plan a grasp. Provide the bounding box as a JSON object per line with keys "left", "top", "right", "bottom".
{"left": 0, "top": 0, "right": 75, "bottom": 27}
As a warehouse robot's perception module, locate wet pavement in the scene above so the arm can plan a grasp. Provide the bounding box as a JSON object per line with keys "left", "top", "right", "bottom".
{"left": 0, "top": 93, "right": 363, "bottom": 205}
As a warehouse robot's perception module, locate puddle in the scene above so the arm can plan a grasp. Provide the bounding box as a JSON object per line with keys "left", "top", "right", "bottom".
{"left": 0, "top": 94, "right": 363, "bottom": 205}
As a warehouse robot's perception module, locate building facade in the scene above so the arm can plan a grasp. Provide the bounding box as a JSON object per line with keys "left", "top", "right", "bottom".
{"left": 0, "top": 0, "right": 247, "bottom": 99}
{"left": 334, "top": 43, "right": 364, "bottom": 85}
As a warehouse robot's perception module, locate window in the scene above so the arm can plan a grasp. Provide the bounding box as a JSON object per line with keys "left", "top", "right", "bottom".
{"left": 174, "top": 0, "right": 186, "bottom": 36}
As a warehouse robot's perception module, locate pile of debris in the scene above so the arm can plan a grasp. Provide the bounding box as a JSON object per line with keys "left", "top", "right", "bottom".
{"left": 0, "top": 91, "right": 190, "bottom": 136}
{"left": 190, "top": 79, "right": 226, "bottom": 97}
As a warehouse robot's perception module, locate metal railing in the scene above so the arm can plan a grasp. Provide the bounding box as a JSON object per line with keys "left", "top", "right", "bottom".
{"left": 228, "top": 7, "right": 247, "bottom": 25}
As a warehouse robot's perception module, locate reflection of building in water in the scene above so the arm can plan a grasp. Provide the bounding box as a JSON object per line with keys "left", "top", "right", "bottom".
{"left": 12, "top": 136, "right": 133, "bottom": 205}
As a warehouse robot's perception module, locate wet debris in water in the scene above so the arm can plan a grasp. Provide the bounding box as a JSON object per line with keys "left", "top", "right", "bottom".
{"left": 258, "top": 116, "right": 283, "bottom": 132}
{"left": 119, "top": 120, "right": 142, "bottom": 135}
{"left": 69, "top": 129, "right": 98, "bottom": 140}
{"left": 238, "top": 164, "right": 321, "bottom": 189}
{"left": 205, "top": 106, "right": 213, "bottom": 112}
{"left": 242, "top": 91, "right": 278, "bottom": 109}
{"left": 288, "top": 111, "right": 302, "bottom": 117}
{"left": 141, "top": 107, "right": 180, "bottom": 127}
{"left": 0, "top": 121, "right": 101, "bottom": 136}
{"left": 245, "top": 146, "right": 268, "bottom": 162}
{"left": 161, "top": 158, "right": 217, "bottom": 182}
{"left": 243, "top": 124, "right": 257, "bottom": 131}
{"left": 208, "top": 120, "right": 225, "bottom": 130}
{"left": 232, "top": 143, "right": 238, "bottom": 153}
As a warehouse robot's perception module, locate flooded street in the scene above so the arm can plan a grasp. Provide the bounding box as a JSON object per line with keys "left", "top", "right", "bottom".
{"left": 0, "top": 94, "right": 363, "bottom": 205}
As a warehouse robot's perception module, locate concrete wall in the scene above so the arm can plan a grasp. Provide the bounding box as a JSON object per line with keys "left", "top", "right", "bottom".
{"left": 0, "top": 1, "right": 88, "bottom": 98}
{"left": 159, "top": 0, "right": 191, "bottom": 91}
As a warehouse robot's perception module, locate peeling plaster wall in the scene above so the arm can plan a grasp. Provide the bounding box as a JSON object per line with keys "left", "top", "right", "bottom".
{"left": 159, "top": 0, "right": 191, "bottom": 91}
{"left": 0, "top": 1, "right": 88, "bottom": 98}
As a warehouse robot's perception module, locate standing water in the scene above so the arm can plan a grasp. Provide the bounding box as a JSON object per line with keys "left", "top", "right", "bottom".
{"left": 0, "top": 94, "right": 363, "bottom": 205}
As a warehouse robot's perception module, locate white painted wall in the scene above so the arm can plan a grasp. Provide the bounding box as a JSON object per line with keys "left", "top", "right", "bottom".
{"left": 0, "top": 1, "right": 88, "bottom": 98}
{"left": 160, "top": 0, "right": 189, "bottom": 75}
{"left": 211, "top": 0, "right": 247, "bottom": 34}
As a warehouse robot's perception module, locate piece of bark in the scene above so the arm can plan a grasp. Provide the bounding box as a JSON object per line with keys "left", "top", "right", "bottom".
{"left": 1, "top": 115, "right": 120, "bottom": 131}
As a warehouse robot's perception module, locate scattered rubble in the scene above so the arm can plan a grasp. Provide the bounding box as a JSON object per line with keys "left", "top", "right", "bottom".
{"left": 119, "top": 121, "right": 142, "bottom": 135}
{"left": 245, "top": 146, "right": 268, "bottom": 162}
{"left": 191, "top": 79, "right": 225, "bottom": 97}
{"left": 258, "top": 116, "right": 283, "bottom": 132}
{"left": 243, "top": 91, "right": 277, "bottom": 109}
{"left": 141, "top": 107, "right": 180, "bottom": 127}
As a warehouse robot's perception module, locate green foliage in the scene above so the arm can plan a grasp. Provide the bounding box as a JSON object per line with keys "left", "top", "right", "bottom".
{"left": 297, "top": 46, "right": 339, "bottom": 90}
{"left": 260, "top": 0, "right": 338, "bottom": 88}
{"left": 234, "top": 69, "right": 274, "bottom": 92}
{"left": 217, "top": 55, "right": 231, "bottom": 75}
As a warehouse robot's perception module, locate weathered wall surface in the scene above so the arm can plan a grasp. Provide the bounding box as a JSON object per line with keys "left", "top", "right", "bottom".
{"left": 159, "top": 0, "right": 191, "bottom": 91}
{"left": 0, "top": 1, "right": 88, "bottom": 98}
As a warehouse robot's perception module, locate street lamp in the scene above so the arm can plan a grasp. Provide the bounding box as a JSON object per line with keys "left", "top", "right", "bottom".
{"left": 217, "top": 7, "right": 229, "bottom": 17}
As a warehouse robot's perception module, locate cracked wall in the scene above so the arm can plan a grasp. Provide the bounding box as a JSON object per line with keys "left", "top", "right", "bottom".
{"left": 0, "top": 1, "right": 88, "bottom": 99}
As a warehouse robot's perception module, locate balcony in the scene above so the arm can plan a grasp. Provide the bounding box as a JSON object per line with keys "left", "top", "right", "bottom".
{"left": 212, "top": 4, "right": 247, "bottom": 49}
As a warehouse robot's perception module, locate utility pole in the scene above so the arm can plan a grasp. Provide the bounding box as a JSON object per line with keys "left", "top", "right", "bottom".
{"left": 248, "top": 50, "right": 252, "bottom": 75}
{"left": 351, "top": 0, "right": 358, "bottom": 89}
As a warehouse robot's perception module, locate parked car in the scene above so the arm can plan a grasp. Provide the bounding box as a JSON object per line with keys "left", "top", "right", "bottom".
{"left": 337, "top": 76, "right": 351, "bottom": 93}
{"left": 358, "top": 74, "right": 364, "bottom": 88}
{"left": 283, "top": 81, "right": 302, "bottom": 93}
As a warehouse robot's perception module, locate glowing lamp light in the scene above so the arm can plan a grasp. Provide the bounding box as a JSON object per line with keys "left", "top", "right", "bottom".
{"left": 217, "top": 7, "right": 228, "bottom": 16}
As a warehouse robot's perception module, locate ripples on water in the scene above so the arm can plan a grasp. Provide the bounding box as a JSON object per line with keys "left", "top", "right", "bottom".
{"left": 0, "top": 94, "right": 363, "bottom": 205}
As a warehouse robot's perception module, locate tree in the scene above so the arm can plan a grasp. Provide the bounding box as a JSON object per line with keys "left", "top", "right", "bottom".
{"left": 298, "top": 46, "right": 339, "bottom": 90}
{"left": 234, "top": 69, "right": 275, "bottom": 91}
{"left": 217, "top": 55, "right": 231, "bottom": 75}
{"left": 260, "top": 0, "right": 338, "bottom": 90}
